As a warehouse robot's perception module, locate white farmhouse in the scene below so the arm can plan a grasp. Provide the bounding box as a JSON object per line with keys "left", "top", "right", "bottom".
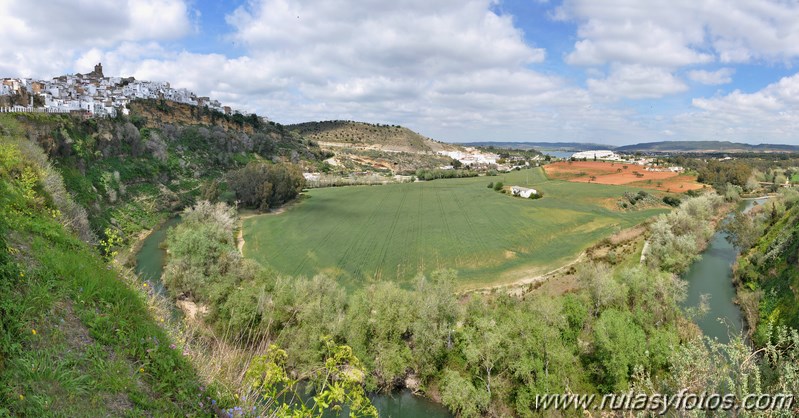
{"left": 511, "top": 186, "right": 537, "bottom": 198}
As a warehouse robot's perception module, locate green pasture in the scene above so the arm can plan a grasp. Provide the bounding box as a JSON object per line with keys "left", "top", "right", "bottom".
{"left": 242, "top": 168, "right": 668, "bottom": 289}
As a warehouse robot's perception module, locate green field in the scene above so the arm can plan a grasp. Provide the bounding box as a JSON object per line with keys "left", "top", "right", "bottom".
{"left": 242, "top": 168, "right": 668, "bottom": 289}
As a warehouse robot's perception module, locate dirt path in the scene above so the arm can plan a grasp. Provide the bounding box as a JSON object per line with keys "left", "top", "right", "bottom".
{"left": 458, "top": 252, "right": 586, "bottom": 297}
{"left": 236, "top": 211, "right": 259, "bottom": 255}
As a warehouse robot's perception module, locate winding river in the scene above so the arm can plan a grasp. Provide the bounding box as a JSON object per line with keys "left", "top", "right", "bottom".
{"left": 134, "top": 217, "right": 453, "bottom": 418}
{"left": 681, "top": 198, "right": 767, "bottom": 343}
{"left": 134, "top": 199, "right": 762, "bottom": 414}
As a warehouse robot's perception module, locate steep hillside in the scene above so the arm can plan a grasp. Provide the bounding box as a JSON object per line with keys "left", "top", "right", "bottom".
{"left": 288, "top": 120, "right": 458, "bottom": 153}
{"left": 0, "top": 133, "right": 216, "bottom": 416}
{"left": 735, "top": 194, "right": 799, "bottom": 344}
{"left": 3, "top": 101, "right": 326, "bottom": 249}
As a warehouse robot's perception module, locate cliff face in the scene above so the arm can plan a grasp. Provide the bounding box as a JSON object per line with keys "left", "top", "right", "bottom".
{"left": 128, "top": 100, "right": 260, "bottom": 134}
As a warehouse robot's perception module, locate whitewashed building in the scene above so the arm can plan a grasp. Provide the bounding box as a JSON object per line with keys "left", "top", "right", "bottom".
{"left": 511, "top": 186, "right": 538, "bottom": 198}
{"left": 571, "top": 150, "right": 621, "bottom": 160}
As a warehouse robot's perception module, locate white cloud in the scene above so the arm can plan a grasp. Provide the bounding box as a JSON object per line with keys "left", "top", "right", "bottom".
{"left": 5, "top": 0, "right": 799, "bottom": 145}
{"left": 559, "top": 0, "right": 799, "bottom": 67}
{"left": 670, "top": 72, "right": 799, "bottom": 143}
{"left": 565, "top": 18, "right": 712, "bottom": 67}
{"left": 588, "top": 65, "right": 688, "bottom": 99}
{"left": 105, "top": 0, "right": 570, "bottom": 141}
{"left": 0, "top": 0, "right": 192, "bottom": 78}
{"left": 225, "top": 0, "right": 545, "bottom": 83}
{"left": 687, "top": 68, "right": 735, "bottom": 85}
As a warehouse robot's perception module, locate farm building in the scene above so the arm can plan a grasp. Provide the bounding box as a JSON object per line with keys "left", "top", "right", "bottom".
{"left": 511, "top": 186, "right": 537, "bottom": 198}
{"left": 571, "top": 150, "right": 620, "bottom": 160}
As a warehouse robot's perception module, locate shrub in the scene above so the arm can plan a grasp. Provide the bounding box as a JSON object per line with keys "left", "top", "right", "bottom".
{"left": 662, "top": 196, "right": 681, "bottom": 207}
{"left": 226, "top": 161, "right": 305, "bottom": 210}
{"left": 493, "top": 182, "right": 503, "bottom": 191}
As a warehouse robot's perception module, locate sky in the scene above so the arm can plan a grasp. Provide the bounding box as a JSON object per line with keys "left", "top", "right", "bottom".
{"left": 2, "top": 0, "right": 799, "bottom": 145}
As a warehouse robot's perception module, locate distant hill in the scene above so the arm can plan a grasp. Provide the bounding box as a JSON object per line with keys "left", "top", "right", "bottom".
{"left": 288, "top": 120, "right": 458, "bottom": 153}
{"left": 616, "top": 141, "right": 799, "bottom": 153}
{"left": 459, "top": 141, "right": 614, "bottom": 151}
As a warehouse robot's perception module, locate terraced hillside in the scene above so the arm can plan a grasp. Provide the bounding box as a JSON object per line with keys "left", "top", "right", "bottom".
{"left": 288, "top": 120, "right": 459, "bottom": 153}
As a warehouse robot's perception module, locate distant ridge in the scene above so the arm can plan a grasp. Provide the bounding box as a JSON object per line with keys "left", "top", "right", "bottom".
{"left": 458, "top": 141, "right": 614, "bottom": 151}
{"left": 459, "top": 140, "right": 799, "bottom": 153}
{"left": 616, "top": 140, "right": 799, "bottom": 153}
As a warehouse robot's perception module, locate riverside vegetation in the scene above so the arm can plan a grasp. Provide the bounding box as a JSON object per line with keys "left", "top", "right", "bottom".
{"left": 727, "top": 188, "right": 799, "bottom": 344}
{"left": 163, "top": 192, "right": 799, "bottom": 416}
{"left": 1, "top": 105, "right": 798, "bottom": 417}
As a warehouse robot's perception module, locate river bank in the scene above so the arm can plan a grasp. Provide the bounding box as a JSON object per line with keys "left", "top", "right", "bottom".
{"left": 681, "top": 198, "right": 768, "bottom": 343}
{"left": 133, "top": 214, "right": 454, "bottom": 418}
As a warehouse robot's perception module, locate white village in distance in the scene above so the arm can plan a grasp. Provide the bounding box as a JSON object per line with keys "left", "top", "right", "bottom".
{"left": 0, "top": 63, "right": 238, "bottom": 118}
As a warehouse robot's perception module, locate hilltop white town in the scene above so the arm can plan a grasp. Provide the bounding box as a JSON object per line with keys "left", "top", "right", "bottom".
{"left": 0, "top": 63, "right": 238, "bottom": 118}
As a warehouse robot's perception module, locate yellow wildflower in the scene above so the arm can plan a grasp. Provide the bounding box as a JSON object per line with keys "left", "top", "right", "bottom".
{"left": 31, "top": 329, "right": 37, "bottom": 335}
{"left": 142, "top": 283, "right": 148, "bottom": 287}
{"left": 19, "top": 394, "right": 24, "bottom": 400}
{"left": 139, "top": 367, "right": 145, "bottom": 373}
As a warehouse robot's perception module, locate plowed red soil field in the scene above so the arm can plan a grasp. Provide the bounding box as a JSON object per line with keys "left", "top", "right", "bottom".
{"left": 544, "top": 161, "right": 705, "bottom": 192}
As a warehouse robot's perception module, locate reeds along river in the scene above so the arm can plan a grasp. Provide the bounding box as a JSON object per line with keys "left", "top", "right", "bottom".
{"left": 134, "top": 216, "right": 454, "bottom": 418}
{"left": 681, "top": 198, "right": 767, "bottom": 343}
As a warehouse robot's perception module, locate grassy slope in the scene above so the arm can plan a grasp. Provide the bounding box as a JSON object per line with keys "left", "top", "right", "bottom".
{"left": 0, "top": 138, "right": 215, "bottom": 416}
{"left": 738, "top": 202, "right": 799, "bottom": 343}
{"left": 244, "top": 168, "right": 668, "bottom": 289}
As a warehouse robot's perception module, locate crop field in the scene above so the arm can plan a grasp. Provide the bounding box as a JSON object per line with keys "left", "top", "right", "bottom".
{"left": 242, "top": 168, "right": 670, "bottom": 290}
{"left": 544, "top": 161, "right": 705, "bottom": 192}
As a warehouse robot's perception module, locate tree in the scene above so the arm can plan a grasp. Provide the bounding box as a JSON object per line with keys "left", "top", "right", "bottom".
{"left": 440, "top": 369, "right": 489, "bottom": 418}
{"left": 461, "top": 316, "right": 506, "bottom": 400}
{"left": 722, "top": 211, "right": 759, "bottom": 251}
{"left": 410, "top": 271, "right": 460, "bottom": 382}
{"left": 226, "top": 161, "right": 305, "bottom": 210}
{"left": 245, "top": 338, "right": 378, "bottom": 417}
{"left": 345, "top": 282, "right": 415, "bottom": 390}
{"left": 578, "top": 263, "right": 626, "bottom": 316}
{"left": 593, "top": 309, "right": 647, "bottom": 392}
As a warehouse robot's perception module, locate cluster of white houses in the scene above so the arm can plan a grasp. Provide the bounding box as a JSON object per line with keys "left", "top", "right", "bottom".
{"left": 438, "top": 147, "right": 501, "bottom": 166}
{"left": 1, "top": 63, "right": 234, "bottom": 118}
{"left": 570, "top": 150, "right": 622, "bottom": 160}
{"left": 571, "top": 149, "right": 684, "bottom": 172}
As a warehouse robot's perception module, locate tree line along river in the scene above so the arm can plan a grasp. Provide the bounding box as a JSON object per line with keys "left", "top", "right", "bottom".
{"left": 134, "top": 199, "right": 764, "bottom": 415}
